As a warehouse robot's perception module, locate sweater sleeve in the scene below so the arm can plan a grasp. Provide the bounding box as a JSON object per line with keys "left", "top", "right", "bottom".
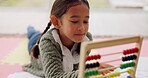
{"left": 39, "top": 38, "right": 78, "bottom": 78}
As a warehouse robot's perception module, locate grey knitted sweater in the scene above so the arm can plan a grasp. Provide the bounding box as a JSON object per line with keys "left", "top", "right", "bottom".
{"left": 22, "top": 28, "right": 92, "bottom": 78}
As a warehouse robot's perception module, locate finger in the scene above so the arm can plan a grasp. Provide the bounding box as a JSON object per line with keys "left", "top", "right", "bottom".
{"left": 101, "top": 64, "right": 115, "bottom": 71}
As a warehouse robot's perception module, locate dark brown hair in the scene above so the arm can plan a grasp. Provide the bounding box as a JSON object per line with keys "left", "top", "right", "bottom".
{"left": 31, "top": 0, "right": 90, "bottom": 59}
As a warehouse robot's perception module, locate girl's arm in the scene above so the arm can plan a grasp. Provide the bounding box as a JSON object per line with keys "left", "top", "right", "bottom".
{"left": 39, "top": 39, "right": 78, "bottom": 78}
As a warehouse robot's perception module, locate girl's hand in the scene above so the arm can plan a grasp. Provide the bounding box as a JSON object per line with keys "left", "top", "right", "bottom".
{"left": 98, "top": 63, "right": 114, "bottom": 74}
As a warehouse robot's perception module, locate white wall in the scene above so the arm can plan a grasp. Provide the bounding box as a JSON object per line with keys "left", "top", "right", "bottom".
{"left": 0, "top": 7, "right": 148, "bottom": 36}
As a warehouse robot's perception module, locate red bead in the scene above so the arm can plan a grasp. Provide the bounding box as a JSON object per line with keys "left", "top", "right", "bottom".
{"left": 134, "top": 48, "right": 139, "bottom": 52}
{"left": 86, "top": 56, "right": 90, "bottom": 61}
{"left": 129, "top": 49, "right": 133, "bottom": 54}
{"left": 123, "top": 50, "right": 127, "bottom": 55}
{"left": 97, "top": 54, "right": 101, "bottom": 59}
{"left": 133, "top": 48, "right": 136, "bottom": 53}
{"left": 93, "top": 55, "right": 97, "bottom": 59}
{"left": 131, "top": 48, "right": 135, "bottom": 53}
{"left": 127, "top": 49, "right": 130, "bottom": 54}
{"left": 123, "top": 48, "right": 139, "bottom": 55}
{"left": 90, "top": 56, "right": 94, "bottom": 60}
{"left": 92, "top": 55, "right": 95, "bottom": 59}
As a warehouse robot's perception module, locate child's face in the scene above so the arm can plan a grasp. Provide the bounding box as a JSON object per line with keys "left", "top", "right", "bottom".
{"left": 59, "top": 3, "right": 89, "bottom": 43}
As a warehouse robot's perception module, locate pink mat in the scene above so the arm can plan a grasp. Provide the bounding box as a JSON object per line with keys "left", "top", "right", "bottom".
{"left": 0, "top": 37, "right": 24, "bottom": 59}
{"left": 0, "top": 64, "right": 22, "bottom": 78}
{"left": 0, "top": 37, "right": 24, "bottom": 78}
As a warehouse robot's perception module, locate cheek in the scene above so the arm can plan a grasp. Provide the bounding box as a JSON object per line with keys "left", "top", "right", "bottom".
{"left": 86, "top": 25, "right": 89, "bottom": 31}
{"left": 67, "top": 24, "right": 76, "bottom": 31}
{"left": 62, "top": 24, "right": 75, "bottom": 35}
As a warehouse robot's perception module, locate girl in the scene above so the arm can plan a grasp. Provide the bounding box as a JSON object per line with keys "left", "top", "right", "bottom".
{"left": 8, "top": 0, "right": 112, "bottom": 78}
{"left": 23, "top": 0, "right": 92, "bottom": 78}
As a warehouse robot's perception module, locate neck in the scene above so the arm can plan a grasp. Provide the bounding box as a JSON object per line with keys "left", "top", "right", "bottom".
{"left": 62, "top": 39, "right": 74, "bottom": 50}
{"left": 58, "top": 31, "right": 74, "bottom": 50}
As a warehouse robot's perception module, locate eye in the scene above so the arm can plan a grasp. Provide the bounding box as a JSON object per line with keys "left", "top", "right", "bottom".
{"left": 84, "top": 21, "right": 89, "bottom": 24}
{"left": 71, "top": 21, "right": 78, "bottom": 23}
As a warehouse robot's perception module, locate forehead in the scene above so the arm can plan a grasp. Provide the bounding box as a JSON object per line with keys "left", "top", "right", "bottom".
{"left": 63, "top": 4, "right": 89, "bottom": 18}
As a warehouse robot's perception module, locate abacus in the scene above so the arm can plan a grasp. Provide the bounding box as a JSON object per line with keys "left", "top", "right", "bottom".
{"left": 78, "top": 36, "right": 143, "bottom": 78}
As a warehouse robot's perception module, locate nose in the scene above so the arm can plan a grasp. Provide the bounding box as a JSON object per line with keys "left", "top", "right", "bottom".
{"left": 78, "top": 23, "right": 85, "bottom": 31}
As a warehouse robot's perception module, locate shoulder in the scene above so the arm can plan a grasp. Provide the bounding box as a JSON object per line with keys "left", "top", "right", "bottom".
{"left": 40, "top": 28, "right": 55, "bottom": 41}
{"left": 39, "top": 28, "right": 62, "bottom": 55}
{"left": 40, "top": 28, "right": 59, "bottom": 47}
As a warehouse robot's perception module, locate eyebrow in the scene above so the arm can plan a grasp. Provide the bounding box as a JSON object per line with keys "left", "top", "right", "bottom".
{"left": 70, "top": 15, "right": 89, "bottom": 18}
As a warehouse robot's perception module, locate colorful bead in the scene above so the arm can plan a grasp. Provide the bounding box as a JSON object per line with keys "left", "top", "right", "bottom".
{"left": 127, "top": 69, "right": 133, "bottom": 74}
{"left": 86, "top": 62, "right": 100, "bottom": 69}
{"left": 123, "top": 48, "right": 139, "bottom": 55}
{"left": 86, "top": 54, "right": 101, "bottom": 61}
{"left": 122, "top": 55, "right": 137, "bottom": 62}
{"left": 120, "top": 62, "right": 136, "bottom": 69}
{"left": 95, "top": 75, "right": 104, "bottom": 78}
{"left": 107, "top": 72, "right": 121, "bottom": 78}
{"left": 85, "top": 69, "right": 99, "bottom": 77}
{"left": 134, "top": 47, "right": 139, "bottom": 52}
{"left": 127, "top": 76, "right": 132, "bottom": 78}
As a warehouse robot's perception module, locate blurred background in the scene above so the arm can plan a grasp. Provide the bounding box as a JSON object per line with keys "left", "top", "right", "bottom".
{"left": 0, "top": 0, "right": 148, "bottom": 36}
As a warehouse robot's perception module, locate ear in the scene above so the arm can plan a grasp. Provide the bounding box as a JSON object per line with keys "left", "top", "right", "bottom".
{"left": 50, "top": 15, "right": 61, "bottom": 29}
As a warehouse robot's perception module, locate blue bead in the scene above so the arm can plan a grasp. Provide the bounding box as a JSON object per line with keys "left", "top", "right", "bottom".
{"left": 127, "top": 76, "right": 131, "bottom": 78}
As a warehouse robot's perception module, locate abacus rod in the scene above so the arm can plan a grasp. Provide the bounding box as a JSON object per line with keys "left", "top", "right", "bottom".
{"left": 101, "top": 51, "right": 123, "bottom": 57}
{"left": 120, "top": 70, "right": 129, "bottom": 74}
{"left": 101, "top": 54, "right": 137, "bottom": 64}
{"left": 101, "top": 58, "right": 121, "bottom": 64}
{"left": 99, "top": 66, "right": 120, "bottom": 72}
{"left": 98, "top": 63, "right": 136, "bottom": 73}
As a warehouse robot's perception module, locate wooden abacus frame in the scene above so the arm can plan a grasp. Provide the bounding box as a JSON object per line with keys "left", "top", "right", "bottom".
{"left": 78, "top": 36, "right": 143, "bottom": 78}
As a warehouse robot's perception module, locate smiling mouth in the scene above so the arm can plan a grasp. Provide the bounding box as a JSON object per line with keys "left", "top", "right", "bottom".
{"left": 74, "top": 34, "right": 85, "bottom": 36}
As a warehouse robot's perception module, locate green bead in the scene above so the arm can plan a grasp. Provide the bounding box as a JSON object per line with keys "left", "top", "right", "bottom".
{"left": 92, "top": 70, "right": 95, "bottom": 75}
{"left": 94, "top": 70, "right": 99, "bottom": 75}
{"left": 90, "top": 70, "right": 93, "bottom": 76}
{"left": 130, "top": 62, "right": 132, "bottom": 66}
{"left": 124, "top": 64, "right": 127, "bottom": 68}
{"left": 132, "top": 62, "right": 136, "bottom": 67}
{"left": 85, "top": 71, "right": 89, "bottom": 77}
{"left": 120, "top": 62, "right": 136, "bottom": 69}
{"left": 120, "top": 64, "right": 124, "bottom": 69}
{"left": 127, "top": 62, "right": 131, "bottom": 67}
{"left": 85, "top": 71, "right": 91, "bottom": 77}
{"left": 96, "top": 70, "right": 99, "bottom": 74}
{"left": 128, "top": 62, "right": 135, "bottom": 67}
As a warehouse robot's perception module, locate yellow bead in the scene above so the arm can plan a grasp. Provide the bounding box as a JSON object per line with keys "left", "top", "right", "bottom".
{"left": 107, "top": 72, "right": 121, "bottom": 77}
{"left": 107, "top": 73, "right": 112, "bottom": 78}
{"left": 96, "top": 75, "right": 104, "bottom": 78}
{"left": 127, "top": 69, "right": 133, "bottom": 74}
{"left": 113, "top": 72, "right": 117, "bottom": 77}
{"left": 115, "top": 72, "right": 121, "bottom": 76}
{"left": 112, "top": 73, "right": 115, "bottom": 77}
{"left": 90, "top": 75, "right": 104, "bottom": 78}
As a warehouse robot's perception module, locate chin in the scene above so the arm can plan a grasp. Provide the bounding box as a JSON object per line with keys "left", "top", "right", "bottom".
{"left": 74, "top": 39, "right": 83, "bottom": 43}
{"left": 73, "top": 36, "right": 85, "bottom": 43}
